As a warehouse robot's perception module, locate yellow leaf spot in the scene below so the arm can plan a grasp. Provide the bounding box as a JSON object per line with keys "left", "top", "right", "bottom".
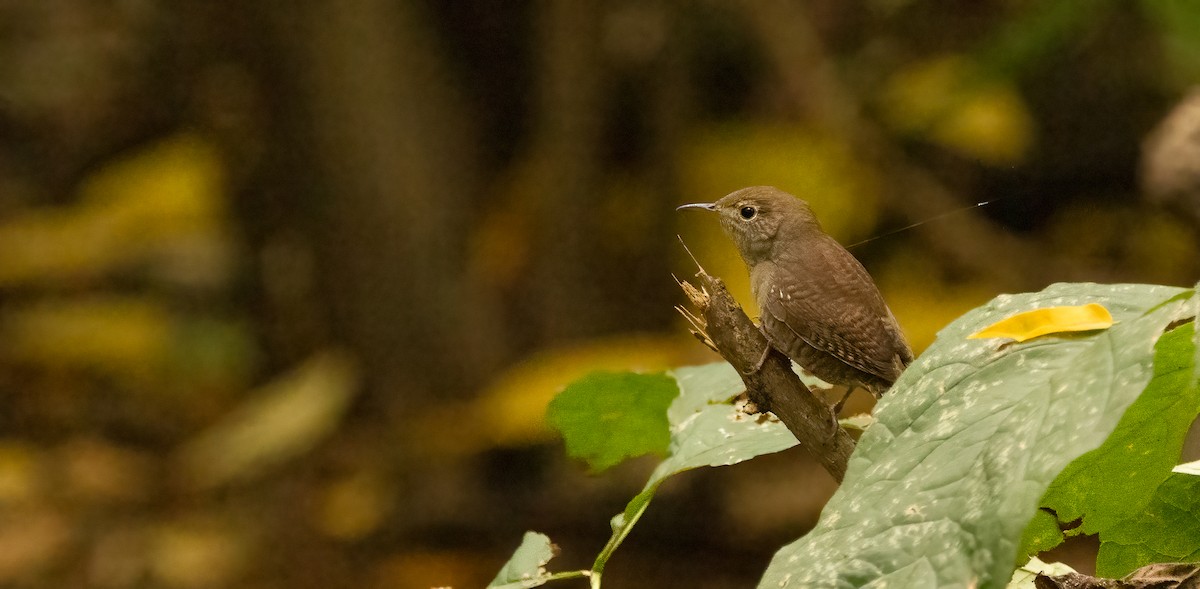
{"left": 880, "top": 54, "right": 1035, "bottom": 165}
{"left": 3, "top": 297, "right": 174, "bottom": 382}
{"left": 968, "top": 304, "right": 1114, "bottom": 342}
{"left": 0, "top": 133, "right": 229, "bottom": 288}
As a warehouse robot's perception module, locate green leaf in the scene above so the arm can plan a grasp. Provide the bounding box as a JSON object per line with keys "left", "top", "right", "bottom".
{"left": 657, "top": 362, "right": 799, "bottom": 476}
{"left": 758, "top": 283, "right": 1193, "bottom": 589}
{"left": 1029, "top": 322, "right": 1199, "bottom": 555}
{"left": 488, "top": 532, "right": 557, "bottom": 589}
{"left": 1097, "top": 473, "right": 1200, "bottom": 577}
{"left": 546, "top": 371, "right": 677, "bottom": 473}
{"left": 1018, "top": 509, "right": 1064, "bottom": 558}
{"left": 592, "top": 362, "right": 800, "bottom": 579}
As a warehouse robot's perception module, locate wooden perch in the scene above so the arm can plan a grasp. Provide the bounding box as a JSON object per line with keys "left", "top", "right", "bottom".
{"left": 678, "top": 270, "right": 855, "bottom": 482}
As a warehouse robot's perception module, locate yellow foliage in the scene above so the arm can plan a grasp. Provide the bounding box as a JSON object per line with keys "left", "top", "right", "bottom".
{"left": 680, "top": 122, "right": 882, "bottom": 240}
{"left": 150, "top": 517, "right": 249, "bottom": 589}
{"left": 885, "top": 284, "right": 995, "bottom": 354}
{"left": 0, "top": 133, "right": 229, "bottom": 287}
{"left": 969, "top": 304, "right": 1114, "bottom": 342}
{"left": 678, "top": 122, "right": 883, "bottom": 313}
{"left": 474, "top": 334, "right": 690, "bottom": 448}
{"left": 0, "top": 295, "right": 255, "bottom": 401}
{"left": 881, "top": 55, "right": 1035, "bottom": 165}
{"left": 875, "top": 248, "right": 997, "bottom": 353}
{"left": 79, "top": 133, "right": 225, "bottom": 241}
{"left": 314, "top": 470, "right": 392, "bottom": 541}
{"left": 0, "top": 441, "right": 44, "bottom": 505}
{"left": 2, "top": 297, "right": 175, "bottom": 383}
{"left": 676, "top": 221, "right": 757, "bottom": 317}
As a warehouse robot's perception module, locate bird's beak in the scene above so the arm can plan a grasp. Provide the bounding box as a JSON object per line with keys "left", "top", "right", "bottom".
{"left": 676, "top": 202, "right": 717, "bottom": 212}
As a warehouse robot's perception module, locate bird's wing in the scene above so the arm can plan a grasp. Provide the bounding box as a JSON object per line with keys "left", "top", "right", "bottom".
{"left": 759, "top": 260, "right": 905, "bottom": 382}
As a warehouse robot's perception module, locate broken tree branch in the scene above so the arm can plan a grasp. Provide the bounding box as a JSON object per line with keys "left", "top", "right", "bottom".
{"left": 678, "top": 270, "right": 855, "bottom": 482}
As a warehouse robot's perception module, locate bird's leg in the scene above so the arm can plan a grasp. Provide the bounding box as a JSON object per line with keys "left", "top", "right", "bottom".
{"left": 750, "top": 342, "right": 772, "bottom": 374}
{"left": 831, "top": 387, "right": 854, "bottom": 416}
{"left": 743, "top": 323, "right": 774, "bottom": 375}
{"left": 823, "top": 387, "right": 856, "bottom": 438}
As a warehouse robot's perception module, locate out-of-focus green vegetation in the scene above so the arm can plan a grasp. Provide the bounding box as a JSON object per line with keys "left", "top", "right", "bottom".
{"left": 0, "top": 1, "right": 1198, "bottom": 587}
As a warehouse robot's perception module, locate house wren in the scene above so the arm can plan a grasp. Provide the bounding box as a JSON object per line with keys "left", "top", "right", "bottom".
{"left": 678, "top": 186, "right": 913, "bottom": 410}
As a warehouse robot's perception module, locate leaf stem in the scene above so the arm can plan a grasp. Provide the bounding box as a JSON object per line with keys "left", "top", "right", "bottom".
{"left": 589, "top": 487, "right": 657, "bottom": 588}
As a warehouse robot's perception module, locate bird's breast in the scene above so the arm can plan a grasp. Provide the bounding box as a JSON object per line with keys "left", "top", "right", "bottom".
{"left": 748, "top": 262, "right": 777, "bottom": 306}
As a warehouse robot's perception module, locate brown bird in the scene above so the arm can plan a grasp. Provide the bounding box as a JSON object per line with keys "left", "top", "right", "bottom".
{"left": 678, "top": 186, "right": 913, "bottom": 413}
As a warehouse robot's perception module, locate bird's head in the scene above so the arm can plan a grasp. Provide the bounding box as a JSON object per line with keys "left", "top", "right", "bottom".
{"left": 678, "top": 186, "right": 822, "bottom": 267}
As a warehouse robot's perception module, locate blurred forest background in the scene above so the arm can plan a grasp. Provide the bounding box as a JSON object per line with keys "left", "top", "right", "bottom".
{"left": 1, "top": 1, "right": 1199, "bottom": 588}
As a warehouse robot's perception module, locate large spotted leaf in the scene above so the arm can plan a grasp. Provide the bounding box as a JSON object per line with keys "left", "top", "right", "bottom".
{"left": 759, "top": 283, "right": 1194, "bottom": 589}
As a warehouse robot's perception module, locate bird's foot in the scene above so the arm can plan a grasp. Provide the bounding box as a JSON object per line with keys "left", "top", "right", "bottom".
{"left": 742, "top": 324, "right": 773, "bottom": 375}
{"left": 831, "top": 388, "right": 853, "bottom": 416}
{"left": 826, "top": 412, "right": 840, "bottom": 439}
{"left": 826, "top": 388, "right": 854, "bottom": 440}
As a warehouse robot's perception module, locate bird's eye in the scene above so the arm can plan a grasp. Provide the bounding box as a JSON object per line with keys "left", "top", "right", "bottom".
{"left": 740, "top": 206, "right": 757, "bottom": 220}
